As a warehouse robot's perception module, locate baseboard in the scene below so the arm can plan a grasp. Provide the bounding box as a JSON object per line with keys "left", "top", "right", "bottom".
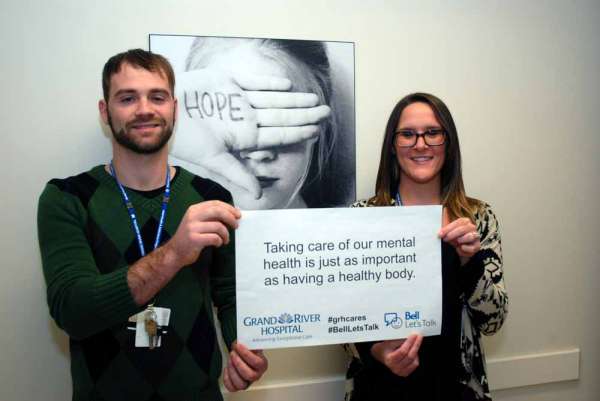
{"left": 224, "top": 348, "right": 580, "bottom": 401}
{"left": 486, "top": 348, "right": 580, "bottom": 390}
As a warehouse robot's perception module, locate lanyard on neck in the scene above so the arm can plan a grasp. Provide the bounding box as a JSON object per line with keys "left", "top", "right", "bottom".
{"left": 110, "top": 161, "right": 171, "bottom": 257}
{"left": 395, "top": 192, "right": 403, "bottom": 206}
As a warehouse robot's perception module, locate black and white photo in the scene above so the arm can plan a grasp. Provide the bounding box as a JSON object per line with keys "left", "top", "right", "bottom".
{"left": 150, "top": 34, "right": 355, "bottom": 209}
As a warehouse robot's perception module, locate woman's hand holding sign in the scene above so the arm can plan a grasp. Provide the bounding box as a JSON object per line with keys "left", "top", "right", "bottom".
{"left": 439, "top": 208, "right": 481, "bottom": 265}
{"left": 371, "top": 333, "right": 423, "bottom": 377}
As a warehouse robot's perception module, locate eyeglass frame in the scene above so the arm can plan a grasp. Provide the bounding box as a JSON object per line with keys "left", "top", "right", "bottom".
{"left": 393, "top": 128, "right": 447, "bottom": 148}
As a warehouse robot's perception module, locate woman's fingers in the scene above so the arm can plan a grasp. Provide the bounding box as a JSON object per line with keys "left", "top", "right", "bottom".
{"left": 371, "top": 334, "right": 423, "bottom": 377}
{"left": 233, "top": 73, "right": 292, "bottom": 91}
{"left": 246, "top": 91, "right": 319, "bottom": 108}
{"left": 255, "top": 126, "right": 319, "bottom": 148}
{"left": 389, "top": 334, "right": 422, "bottom": 376}
{"left": 256, "top": 105, "right": 331, "bottom": 127}
{"left": 439, "top": 217, "right": 473, "bottom": 240}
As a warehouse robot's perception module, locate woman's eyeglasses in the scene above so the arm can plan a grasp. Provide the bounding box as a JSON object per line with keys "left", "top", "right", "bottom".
{"left": 394, "top": 129, "right": 446, "bottom": 147}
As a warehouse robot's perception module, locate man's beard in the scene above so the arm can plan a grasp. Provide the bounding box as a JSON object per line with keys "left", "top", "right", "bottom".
{"left": 108, "top": 112, "right": 174, "bottom": 155}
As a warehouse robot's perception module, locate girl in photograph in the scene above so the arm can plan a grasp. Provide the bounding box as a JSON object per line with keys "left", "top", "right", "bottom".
{"left": 171, "top": 37, "right": 347, "bottom": 209}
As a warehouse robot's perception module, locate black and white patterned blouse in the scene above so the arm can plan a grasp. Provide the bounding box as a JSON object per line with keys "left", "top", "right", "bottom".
{"left": 344, "top": 198, "right": 508, "bottom": 400}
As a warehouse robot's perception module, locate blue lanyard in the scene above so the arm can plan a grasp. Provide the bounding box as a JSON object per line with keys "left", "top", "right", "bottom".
{"left": 395, "top": 192, "right": 403, "bottom": 206}
{"left": 110, "top": 161, "right": 171, "bottom": 257}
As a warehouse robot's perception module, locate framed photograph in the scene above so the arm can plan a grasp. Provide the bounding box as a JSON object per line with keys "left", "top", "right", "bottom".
{"left": 150, "top": 34, "right": 355, "bottom": 209}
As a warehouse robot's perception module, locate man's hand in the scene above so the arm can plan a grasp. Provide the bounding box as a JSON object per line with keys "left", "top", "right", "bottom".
{"left": 370, "top": 334, "right": 423, "bottom": 377}
{"left": 164, "top": 200, "right": 241, "bottom": 267}
{"left": 171, "top": 69, "right": 331, "bottom": 199}
{"left": 439, "top": 208, "right": 481, "bottom": 265}
{"left": 223, "top": 341, "right": 268, "bottom": 392}
{"left": 127, "top": 201, "right": 240, "bottom": 306}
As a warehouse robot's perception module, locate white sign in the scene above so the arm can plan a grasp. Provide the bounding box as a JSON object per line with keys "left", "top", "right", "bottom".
{"left": 236, "top": 206, "right": 442, "bottom": 349}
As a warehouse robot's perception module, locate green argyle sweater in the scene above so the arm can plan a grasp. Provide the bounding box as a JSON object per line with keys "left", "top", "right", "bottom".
{"left": 38, "top": 165, "right": 236, "bottom": 401}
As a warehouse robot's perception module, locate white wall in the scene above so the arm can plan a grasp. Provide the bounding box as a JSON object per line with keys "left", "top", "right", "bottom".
{"left": 1, "top": 1, "right": 599, "bottom": 400}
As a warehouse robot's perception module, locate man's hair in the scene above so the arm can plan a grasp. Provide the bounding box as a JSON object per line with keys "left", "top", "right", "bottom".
{"left": 102, "top": 49, "right": 175, "bottom": 102}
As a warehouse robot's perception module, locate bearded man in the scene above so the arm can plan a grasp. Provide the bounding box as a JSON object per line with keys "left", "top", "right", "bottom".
{"left": 37, "top": 49, "right": 267, "bottom": 401}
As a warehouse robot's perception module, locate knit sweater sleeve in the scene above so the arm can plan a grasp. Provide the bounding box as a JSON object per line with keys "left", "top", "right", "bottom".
{"left": 37, "top": 183, "right": 140, "bottom": 340}
{"left": 206, "top": 188, "right": 237, "bottom": 350}
{"left": 210, "top": 230, "right": 236, "bottom": 350}
{"left": 459, "top": 203, "right": 508, "bottom": 335}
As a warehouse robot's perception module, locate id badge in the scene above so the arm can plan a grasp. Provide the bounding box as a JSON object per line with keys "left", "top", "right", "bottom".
{"left": 134, "top": 307, "right": 171, "bottom": 348}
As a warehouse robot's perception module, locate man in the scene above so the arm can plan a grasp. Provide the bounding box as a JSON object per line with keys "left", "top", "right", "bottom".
{"left": 38, "top": 49, "right": 267, "bottom": 400}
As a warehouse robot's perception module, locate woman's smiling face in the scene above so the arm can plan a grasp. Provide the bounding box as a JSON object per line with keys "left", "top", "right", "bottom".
{"left": 394, "top": 102, "right": 446, "bottom": 187}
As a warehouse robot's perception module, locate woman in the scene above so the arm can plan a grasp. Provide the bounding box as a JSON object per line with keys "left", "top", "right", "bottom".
{"left": 171, "top": 37, "right": 349, "bottom": 209}
{"left": 345, "top": 93, "right": 508, "bottom": 401}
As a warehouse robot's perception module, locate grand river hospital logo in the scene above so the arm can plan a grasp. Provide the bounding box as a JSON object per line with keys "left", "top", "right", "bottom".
{"left": 384, "top": 312, "right": 403, "bottom": 329}
{"left": 243, "top": 312, "right": 321, "bottom": 336}
{"left": 278, "top": 313, "right": 294, "bottom": 324}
